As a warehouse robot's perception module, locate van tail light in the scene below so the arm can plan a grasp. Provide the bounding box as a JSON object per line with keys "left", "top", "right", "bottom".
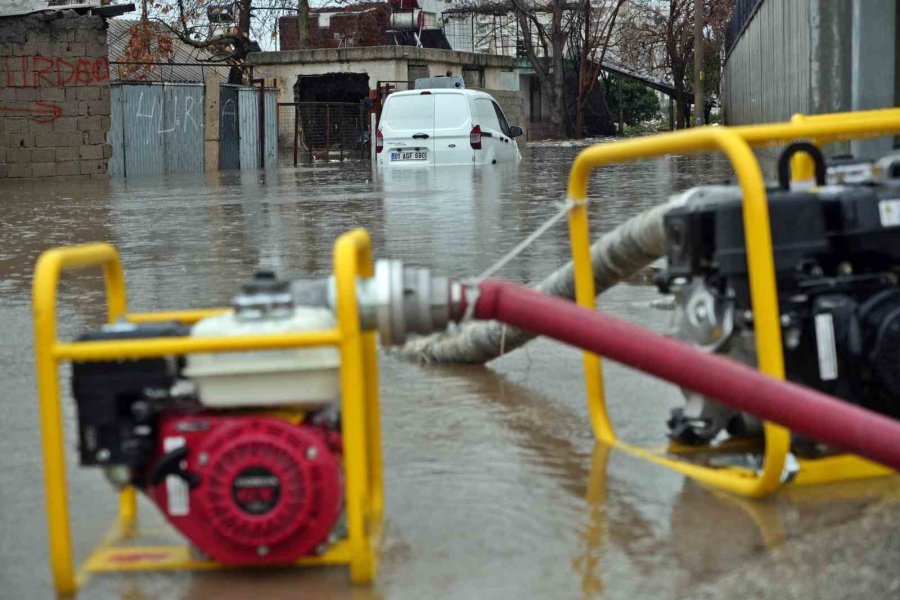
{"left": 376, "top": 129, "right": 383, "bottom": 154}
{"left": 470, "top": 125, "right": 482, "bottom": 150}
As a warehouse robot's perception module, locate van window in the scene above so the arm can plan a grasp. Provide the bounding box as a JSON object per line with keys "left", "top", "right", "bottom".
{"left": 492, "top": 101, "right": 512, "bottom": 137}
{"left": 434, "top": 94, "right": 470, "bottom": 129}
{"left": 382, "top": 95, "right": 433, "bottom": 130}
{"left": 474, "top": 98, "right": 501, "bottom": 131}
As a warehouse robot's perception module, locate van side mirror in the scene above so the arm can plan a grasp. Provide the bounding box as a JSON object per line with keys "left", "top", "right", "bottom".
{"left": 509, "top": 125, "right": 524, "bottom": 138}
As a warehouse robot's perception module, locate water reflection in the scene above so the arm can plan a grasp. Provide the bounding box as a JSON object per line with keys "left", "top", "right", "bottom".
{"left": 447, "top": 363, "right": 900, "bottom": 600}
{"left": 577, "top": 439, "right": 900, "bottom": 600}
{"left": 93, "top": 568, "right": 383, "bottom": 600}
{"left": 379, "top": 161, "right": 573, "bottom": 284}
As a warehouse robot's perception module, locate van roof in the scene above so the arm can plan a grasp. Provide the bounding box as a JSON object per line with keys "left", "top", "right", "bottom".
{"left": 387, "top": 89, "right": 495, "bottom": 99}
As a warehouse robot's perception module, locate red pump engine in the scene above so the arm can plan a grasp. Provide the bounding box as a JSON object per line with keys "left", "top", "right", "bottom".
{"left": 145, "top": 413, "right": 343, "bottom": 564}
{"left": 70, "top": 273, "right": 347, "bottom": 566}
{"left": 70, "top": 266, "right": 464, "bottom": 567}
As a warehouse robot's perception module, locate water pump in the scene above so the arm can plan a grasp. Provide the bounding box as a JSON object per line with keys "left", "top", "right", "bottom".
{"left": 657, "top": 147, "right": 900, "bottom": 449}
{"left": 71, "top": 264, "right": 465, "bottom": 565}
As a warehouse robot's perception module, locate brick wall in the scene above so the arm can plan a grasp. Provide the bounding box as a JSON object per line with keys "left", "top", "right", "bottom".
{"left": 0, "top": 9, "right": 112, "bottom": 182}
{"left": 279, "top": 4, "right": 392, "bottom": 51}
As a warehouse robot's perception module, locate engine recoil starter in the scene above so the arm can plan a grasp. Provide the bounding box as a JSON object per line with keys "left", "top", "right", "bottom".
{"left": 147, "top": 414, "right": 343, "bottom": 564}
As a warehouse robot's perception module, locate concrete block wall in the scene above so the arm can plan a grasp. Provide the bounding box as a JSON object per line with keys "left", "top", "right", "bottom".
{"left": 477, "top": 88, "right": 527, "bottom": 146}
{"left": 0, "top": 9, "right": 112, "bottom": 182}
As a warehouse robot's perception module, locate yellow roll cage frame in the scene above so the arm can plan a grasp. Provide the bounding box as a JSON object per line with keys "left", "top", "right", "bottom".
{"left": 566, "top": 107, "right": 900, "bottom": 498}
{"left": 33, "top": 229, "right": 383, "bottom": 595}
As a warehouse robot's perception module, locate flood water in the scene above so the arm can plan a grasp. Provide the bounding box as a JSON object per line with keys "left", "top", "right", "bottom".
{"left": 1, "top": 144, "right": 898, "bottom": 599}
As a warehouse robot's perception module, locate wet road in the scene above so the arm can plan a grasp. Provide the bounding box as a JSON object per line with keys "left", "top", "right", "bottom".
{"left": 1, "top": 144, "right": 898, "bottom": 599}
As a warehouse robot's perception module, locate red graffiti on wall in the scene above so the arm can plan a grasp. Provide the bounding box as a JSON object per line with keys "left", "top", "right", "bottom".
{"left": 0, "top": 56, "right": 109, "bottom": 124}
{"left": 2, "top": 56, "right": 110, "bottom": 88}
{"left": 0, "top": 102, "right": 62, "bottom": 123}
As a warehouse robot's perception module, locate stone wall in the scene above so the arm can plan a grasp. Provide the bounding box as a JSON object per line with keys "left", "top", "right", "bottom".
{"left": 0, "top": 9, "right": 112, "bottom": 182}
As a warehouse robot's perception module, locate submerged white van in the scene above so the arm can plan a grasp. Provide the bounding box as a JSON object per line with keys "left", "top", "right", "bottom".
{"left": 376, "top": 89, "right": 523, "bottom": 167}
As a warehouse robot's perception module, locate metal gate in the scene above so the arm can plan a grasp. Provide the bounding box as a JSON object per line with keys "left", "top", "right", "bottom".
{"left": 277, "top": 102, "right": 368, "bottom": 164}
{"left": 219, "top": 85, "right": 241, "bottom": 170}
{"left": 109, "top": 82, "right": 278, "bottom": 177}
{"left": 108, "top": 82, "right": 205, "bottom": 178}
{"left": 238, "top": 87, "right": 278, "bottom": 169}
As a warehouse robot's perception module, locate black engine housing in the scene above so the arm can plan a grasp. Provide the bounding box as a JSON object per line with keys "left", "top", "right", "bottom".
{"left": 661, "top": 184, "right": 900, "bottom": 417}
{"left": 72, "top": 321, "right": 188, "bottom": 469}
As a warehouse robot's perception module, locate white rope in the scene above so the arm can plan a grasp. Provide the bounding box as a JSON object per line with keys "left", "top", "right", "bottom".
{"left": 474, "top": 197, "right": 583, "bottom": 283}
{"left": 461, "top": 284, "right": 480, "bottom": 322}
{"left": 460, "top": 197, "right": 583, "bottom": 322}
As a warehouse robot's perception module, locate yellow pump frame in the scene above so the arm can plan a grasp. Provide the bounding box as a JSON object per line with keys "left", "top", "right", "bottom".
{"left": 33, "top": 229, "right": 383, "bottom": 595}
{"left": 566, "top": 108, "right": 900, "bottom": 498}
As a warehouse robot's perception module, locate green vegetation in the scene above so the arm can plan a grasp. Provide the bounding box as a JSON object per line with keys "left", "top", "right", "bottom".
{"left": 602, "top": 76, "right": 661, "bottom": 127}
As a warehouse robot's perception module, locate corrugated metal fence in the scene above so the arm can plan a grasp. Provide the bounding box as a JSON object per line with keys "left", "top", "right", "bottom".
{"left": 237, "top": 87, "right": 278, "bottom": 170}
{"left": 721, "top": 0, "right": 854, "bottom": 125}
{"left": 109, "top": 83, "right": 277, "bottom": 178}
{"left": 109, "top": 83, "right": 204, "bottom": 178}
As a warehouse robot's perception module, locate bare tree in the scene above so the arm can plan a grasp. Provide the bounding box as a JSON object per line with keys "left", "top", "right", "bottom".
{"left": 145, "top": 0, "right": 255, "bottom": 62}
{"left": 510, "top": 0, "right": 573, "bottom": 138}
{"left": 617, "top": 0, "right": 692, "bottom": 128}
{"left": 617, "top": 0, "right": 733, "bottom": 128}
{"left": 569, "top": 0, "right": 626, "bottom": 137}
{"left": 499, "top": 0, "right": 626, "bottom": 137}
{"left": 139, "top": 1, "right": 317, "bottom": 65}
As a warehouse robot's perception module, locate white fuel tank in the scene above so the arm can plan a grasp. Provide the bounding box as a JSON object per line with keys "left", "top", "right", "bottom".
{"left": 184, "top": 273, "right": 340, "bottom": 408}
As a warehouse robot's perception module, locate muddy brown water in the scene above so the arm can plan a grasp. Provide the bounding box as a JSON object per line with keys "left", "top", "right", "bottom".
{"left": 1, "top": 144, "right": 897, "bottom": 599}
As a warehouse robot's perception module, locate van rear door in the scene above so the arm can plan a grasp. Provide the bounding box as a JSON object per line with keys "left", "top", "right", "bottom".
{"left": 380, "top": 93, "right": 436, "bottom": 165}
{"left": 432, "top": 92, "right": 474, "bottom": 166}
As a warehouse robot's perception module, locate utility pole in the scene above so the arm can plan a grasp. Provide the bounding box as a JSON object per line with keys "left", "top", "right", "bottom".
{"left": 618, "top": 77, "right": 624, "bottom": 135}
{"left": 693, "top": 0, "right": 704, "bottom": 126}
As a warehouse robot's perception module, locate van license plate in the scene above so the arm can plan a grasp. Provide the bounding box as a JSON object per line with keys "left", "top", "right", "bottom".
{"left": 391, "top": 151, "right": 427, "bottom": 161}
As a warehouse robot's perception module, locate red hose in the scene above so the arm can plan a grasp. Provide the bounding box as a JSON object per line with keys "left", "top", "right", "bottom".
{"left": 474, "top": 279, "right": 900, "bottom": 470}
